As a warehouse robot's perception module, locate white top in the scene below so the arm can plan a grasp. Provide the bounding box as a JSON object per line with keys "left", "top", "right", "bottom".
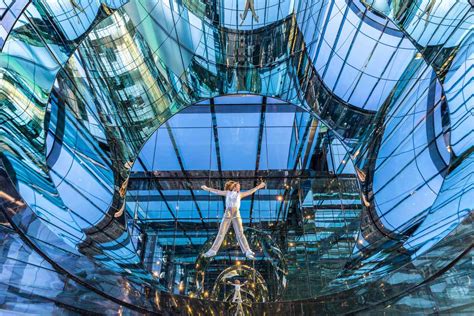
{"left": 226, "top": 191, "right": 241, "bottom": 209}
{"left": 232, "top": 284, "right": 242, "bottom": 303}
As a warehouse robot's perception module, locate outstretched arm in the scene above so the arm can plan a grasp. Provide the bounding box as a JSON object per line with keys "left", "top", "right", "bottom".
{"left": 201, "top": 185, "right": 227, "bottom": 196}
{"left": 240, "top": 182, "right": 266, "bottom": 198}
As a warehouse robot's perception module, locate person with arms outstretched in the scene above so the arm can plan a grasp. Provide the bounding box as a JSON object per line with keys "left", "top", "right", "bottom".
{"left": 201, "top": 180, "right": 266, "bottom": 259}
{"left": 227, "top": 279, "right": 248, "bottom": 316}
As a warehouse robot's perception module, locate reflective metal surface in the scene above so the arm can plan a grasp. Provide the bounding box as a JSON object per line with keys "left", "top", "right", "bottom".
{"left": 0, "top": 0, "right": 472, "bottom": 314}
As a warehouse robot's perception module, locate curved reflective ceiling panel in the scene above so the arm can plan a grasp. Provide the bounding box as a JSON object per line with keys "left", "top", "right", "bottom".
{"left": 0, "top": 0, "right": 472, "bottom": 314}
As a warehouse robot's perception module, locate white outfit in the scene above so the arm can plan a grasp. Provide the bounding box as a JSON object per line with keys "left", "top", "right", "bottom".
{"left": 232, "top": 284, "right": 244, "bottom": 316}
{"left": 206, "top": 191, "right": 253, "bottom": 256}
{"left": 232, "top": 284, "right": 243, "bottom": 303}
{"left": 226, "top": 191, "right": 241, "bottom": 209}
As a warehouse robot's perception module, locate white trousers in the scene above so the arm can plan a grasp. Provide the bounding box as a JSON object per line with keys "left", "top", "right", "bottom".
{"left": 209, "top": 208, "right": 252, "bottom": 254}
{"left": 235, "top": 303, "right": 244, "bottom": 316}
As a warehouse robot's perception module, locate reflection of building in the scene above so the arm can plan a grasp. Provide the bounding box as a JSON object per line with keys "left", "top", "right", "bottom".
{"left": 0, "top": 0, "right": 472, "bottom": 314}
{"left": 81, "top": 12, "right": 169, "bottom": 142}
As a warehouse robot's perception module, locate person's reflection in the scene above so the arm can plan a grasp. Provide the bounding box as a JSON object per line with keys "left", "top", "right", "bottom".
{"left": 0, "top": 191, "right": 25, "bottom": 208}
{"left": 240, "top": 0, "right": 259, "bottom": 24}
{"left": 234, "top": 36, "right": 262, "bottom": 92}
{"left": 419, "top": 0, "right": 436, "bottom": 25}
{"left": 70, "top": 0, "right": 83, "bottom": 11}
{"left": 227, "top": 279, "right": 247, "bottom": 316}
{"left": 236, "top": 37, "right": 247, "bottom": 91}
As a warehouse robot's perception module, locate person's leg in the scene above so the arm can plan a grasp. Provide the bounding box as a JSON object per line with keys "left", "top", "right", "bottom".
{"left": 232, "top": 213, "right": 254, "bottom": 257}
{"left": 425, "top": 0, "right": 437, "bottom": 26}
{"left": 205, "top": 210, "right": 232, "bottom": 256}
{"left": 249, "top": 0, "right": 259, "bottom": 22}
{"left": 235, "top": 303, "right": 244, "bottom": 316}
{"left": 240, "top": 0, "right": 250, "bottom": 24}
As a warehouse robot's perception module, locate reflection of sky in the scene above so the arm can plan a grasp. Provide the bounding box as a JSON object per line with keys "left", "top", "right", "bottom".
{"left": 362, "top": 0, "right": 472, "bottom": 47}
{"left": 2, "top": 0, "right": 472, "bottom": 298}
{"left": 127, "top": 190, "right": 283, "bottom": 224}
{"left": 443, "top": 36, "right": 473, "bottom": 156}
{"left": 404, "top": 153, "right": 473, "bottom": 257}
{"left": 38, "top": 0, "right": 127, "bottom": 41}
{"left": 315, "top": 0, "right": 414, "bottom": 110}
{"left": 134, "top": 95, "right": 298, "bottom": 171}
{"left": 218, "top": 0, "right": 294, "bottom": 30}
{"left": 372, "top": 67, "right": 448, "bottom": 232}
{"left": 129, "top": 95, "right": 302, "bottom": 223}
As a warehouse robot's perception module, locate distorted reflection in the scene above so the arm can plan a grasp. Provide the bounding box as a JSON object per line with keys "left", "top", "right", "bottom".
{"left": 0, "top": 0, "right": 472, "bottom": 314}
{"left": 125, "top": 96, "right": 355, "bottom": 300}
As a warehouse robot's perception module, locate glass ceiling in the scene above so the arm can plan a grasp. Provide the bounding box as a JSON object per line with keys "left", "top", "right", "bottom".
{"left": 127, "top": 95, "right": 323, "bottom": 225}
{"left": 0, "top": 0, "right": 472, "bottom": 314}
{"left": 121, "top": 95, "right": 363, "bottom": 301}
{"left": 133, "top": 96, "right": 305, "bottom": 172}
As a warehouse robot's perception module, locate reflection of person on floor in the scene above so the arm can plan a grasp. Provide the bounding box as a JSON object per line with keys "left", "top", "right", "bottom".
{"left": 227, "top": 279, "right": 248, "bottom": 316}
{"left": 240, "top": 0, "right": 259, "bottom": 24}
{"left": 201, "top": 181, "right": 266, "bottom": 259}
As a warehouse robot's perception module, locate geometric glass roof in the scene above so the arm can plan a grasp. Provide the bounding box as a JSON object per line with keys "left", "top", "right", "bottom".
{"left": 0, "top": 0, "right": 472, "bottom": 314}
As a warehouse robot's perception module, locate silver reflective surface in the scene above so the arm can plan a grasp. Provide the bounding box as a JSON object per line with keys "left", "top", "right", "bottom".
{"left": 0, "top": 0, "right": 472, "bottom": 314}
